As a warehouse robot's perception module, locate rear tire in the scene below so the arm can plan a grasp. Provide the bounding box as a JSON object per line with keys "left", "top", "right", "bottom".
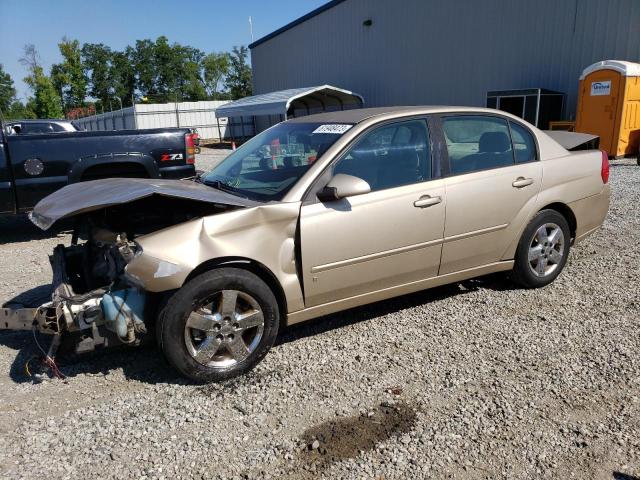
{"left": 511, "top": 210, "right": 571, "bottom": 288}
{"left": 157, "top": 268, "right": 279, "bottom": 382}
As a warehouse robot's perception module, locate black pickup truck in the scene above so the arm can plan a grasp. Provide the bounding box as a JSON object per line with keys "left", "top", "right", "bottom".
{"left": 0, "top": 124, "right": 198, "bottom": 214}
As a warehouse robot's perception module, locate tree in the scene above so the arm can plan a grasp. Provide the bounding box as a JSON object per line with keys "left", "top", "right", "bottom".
{"left": 131, "top": 39, "right": 157, "bottom": 98}
{"left": 110, "top": 49, "right": 136, "bottom": 106}
{"left": 225, "top": 46, "right": 252, "bottom": 99}
{"left": 52, "top": 37, "right": 87, "bottom": 109}
{"left": 6, "top": 100, "right": 36, "bottom": 119}
{"left": 176, "top": 45, "right": 206, "bottom": 101}
{"left": 82, "top": 43, "right": 112, "bottom": 107}
{"left": 0, "top": 63, "right": 17, "bottom": 113}
{"left": 202, "top": 52, "right": 229, "bottom": 99}
{"left": 20, "top": 44, "right": 64, "bottom": 118}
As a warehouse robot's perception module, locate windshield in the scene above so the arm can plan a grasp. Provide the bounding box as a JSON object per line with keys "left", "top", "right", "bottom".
{"left": 202, "top": 122, "right": 353, "bottom": 201}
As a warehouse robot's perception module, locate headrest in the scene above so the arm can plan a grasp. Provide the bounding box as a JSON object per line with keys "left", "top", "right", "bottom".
{"left": 479, "top": 131, "right": 510, "bottom": 153}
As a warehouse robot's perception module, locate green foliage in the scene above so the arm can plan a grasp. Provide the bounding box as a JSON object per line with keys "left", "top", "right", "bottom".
{"left": 52, "top": 37, "right": 87, "bottom": 109}
{"left": 225, "top": 46, "right": 252, "bottom": 99}
{"left": 0, "top": 65, "right": 35, "bottom": 120}
{"left": 6, "top": 100, "right": 36, "bottom": 119}
{"left": 110, "top": 49, "right": 136, "bottom": 106}
{"left": 202, "top": 52, "right": 229, "bottom": 98}
{"left": 24, "top": 65, "right": 64, "bottom": 118}
{"left": 20, "top": 44, "right": 63, "bottom": 118}
{"left": 81, "top": 43, "right": 112, "bottom": 107}
{"left": 10, "top": 38, "right": 253, "bottom": 120}
{"left": 0, "top": 63, "right": 17, "bottom": 113}
{"left": 131, "top": 39, "right": 157, "bottom": 98}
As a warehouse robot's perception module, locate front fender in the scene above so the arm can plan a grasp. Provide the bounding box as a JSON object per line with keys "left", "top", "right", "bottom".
{"left": 125, "top": 202, "right": 305, "bottom": 313}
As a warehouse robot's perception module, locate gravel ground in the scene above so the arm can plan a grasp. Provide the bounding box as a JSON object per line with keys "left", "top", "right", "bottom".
{"left": 0, "top": 157, "right": 638, "bottom": 480}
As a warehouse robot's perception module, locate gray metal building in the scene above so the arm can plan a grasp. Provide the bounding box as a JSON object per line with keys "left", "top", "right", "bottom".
{"left": 250, "top": 0, "right": 640, "bottom": 123}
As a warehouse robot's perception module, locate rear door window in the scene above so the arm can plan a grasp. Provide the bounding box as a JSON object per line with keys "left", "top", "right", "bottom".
{"left": 442, "top": 116, "right": 514, "bottom": 174}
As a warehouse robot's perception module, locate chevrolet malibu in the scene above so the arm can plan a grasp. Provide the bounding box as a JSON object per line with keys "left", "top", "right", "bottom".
{"left": 3, "top": 107, "right": 610, "bottom": 382}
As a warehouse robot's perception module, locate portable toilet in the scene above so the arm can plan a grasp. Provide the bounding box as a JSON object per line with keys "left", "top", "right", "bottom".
{"left": 575, "top": 60, "right": 640, "bottom": 159}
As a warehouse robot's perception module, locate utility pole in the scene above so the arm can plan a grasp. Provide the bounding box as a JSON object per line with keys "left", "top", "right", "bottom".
{"left": 114, "top": 96, "right": 123, "bottom": 129}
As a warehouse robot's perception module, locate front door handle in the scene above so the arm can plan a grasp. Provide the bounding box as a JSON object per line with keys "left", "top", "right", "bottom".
{"left": 414, "top": 195, "right": 442, "bottom": 208}
{"left": 512, "top": 177, "right": 534, "bottom": 188}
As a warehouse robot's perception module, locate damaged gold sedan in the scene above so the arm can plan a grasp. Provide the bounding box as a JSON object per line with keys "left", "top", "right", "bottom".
{"left": 3, "top": 107, "right": 610, "bottom": 382}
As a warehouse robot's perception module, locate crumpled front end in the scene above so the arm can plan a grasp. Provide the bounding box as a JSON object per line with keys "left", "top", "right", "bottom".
{"left": 125, "top": 202, "right": 304, "bottom": 313}
{"left": 3, "top": 195, "right": 304, "bottom": 363}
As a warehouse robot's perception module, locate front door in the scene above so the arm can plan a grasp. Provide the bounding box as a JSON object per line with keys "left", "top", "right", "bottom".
{"left": 300, "top": 119, "right": 446, "bottom": 307}
{"left": 438, "top": 115, "right": 542, "bottom": 274}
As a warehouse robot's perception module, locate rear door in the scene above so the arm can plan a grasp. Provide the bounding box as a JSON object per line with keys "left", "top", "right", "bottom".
{"left": 438, "top": 114, "right": 542, "bottom": 275}
{"left": 299, "top": 118, "right": 446, "bottom": 307}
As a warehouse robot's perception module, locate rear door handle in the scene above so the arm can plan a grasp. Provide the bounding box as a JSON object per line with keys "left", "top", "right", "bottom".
{"left": 414, "top": 195, "right": 442, "bottom": 208}
{"left": 512, "top": 177, "right": 534, "bottom": 188}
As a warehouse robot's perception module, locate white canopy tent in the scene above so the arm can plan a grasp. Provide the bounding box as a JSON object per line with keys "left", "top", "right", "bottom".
{"left": 215, "top": 85, "right": 364, "bottom": 136}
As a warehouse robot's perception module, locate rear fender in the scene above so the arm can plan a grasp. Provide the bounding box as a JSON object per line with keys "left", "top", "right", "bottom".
{"left": 68, "top": 153, "right": 159, "bottom": 183}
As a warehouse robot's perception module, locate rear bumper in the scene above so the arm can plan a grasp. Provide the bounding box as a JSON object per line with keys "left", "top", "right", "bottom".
{"left": 159, "top": 164, "right": 196, "bottom": 179}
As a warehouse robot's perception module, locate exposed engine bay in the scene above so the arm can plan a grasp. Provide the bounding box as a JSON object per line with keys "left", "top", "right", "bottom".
{"left": 2, "top": 193, "right": 239, "bottom": 364}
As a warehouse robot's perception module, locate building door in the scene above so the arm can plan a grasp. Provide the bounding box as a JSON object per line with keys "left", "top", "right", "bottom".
{"left": 576, "top": 69, "right": 622, "bottom": 155}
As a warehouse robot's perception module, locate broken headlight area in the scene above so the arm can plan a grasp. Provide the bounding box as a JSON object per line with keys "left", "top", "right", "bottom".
{"left": 46, "top": 227, "right": 150, "bottom": 352}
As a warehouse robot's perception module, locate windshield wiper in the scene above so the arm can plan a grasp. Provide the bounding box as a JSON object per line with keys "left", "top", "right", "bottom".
{"left": 206, "top": 180, "right": 248, "bottom": 199}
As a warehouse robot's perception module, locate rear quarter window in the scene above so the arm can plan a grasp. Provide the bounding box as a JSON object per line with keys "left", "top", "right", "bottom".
{"left": 509, "top": 121, "right": 537, "bottom": 163}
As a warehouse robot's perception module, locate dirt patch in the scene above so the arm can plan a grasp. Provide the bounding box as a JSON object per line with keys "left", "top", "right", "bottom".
{"left": 288, "top": 400, "right": 417, "bottom": 478}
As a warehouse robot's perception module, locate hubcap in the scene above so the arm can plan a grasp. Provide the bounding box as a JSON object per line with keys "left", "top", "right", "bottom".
{"left": 528, "top": 222, "right": 565, "bottom": 277}
{"left": 184, "top": 290, "right": 264, "bottom": 368}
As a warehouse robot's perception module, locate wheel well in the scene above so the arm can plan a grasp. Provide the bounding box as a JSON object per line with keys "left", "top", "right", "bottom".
{"left": 539, "top": 202, "right": 577, "bottom": 239}
{"left": 184, "top": 257, "right": 288, "bottom": 326}
{"left": 80, "top": 162, "right": 149, "bottom": 181}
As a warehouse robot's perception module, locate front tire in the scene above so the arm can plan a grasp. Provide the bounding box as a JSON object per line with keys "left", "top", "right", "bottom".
{"left": 157, "top": 268, "right": 279, "bottom": 382}
{"left": 511, "top": 210, "right": 571, "bottom": 288}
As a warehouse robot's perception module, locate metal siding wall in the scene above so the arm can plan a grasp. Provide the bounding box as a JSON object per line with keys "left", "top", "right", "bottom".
{"left": 251, "top": 0, "right": 640, "bottom": 120}
{"left": 74, "top": 101, "right": 233, "bottom": 139}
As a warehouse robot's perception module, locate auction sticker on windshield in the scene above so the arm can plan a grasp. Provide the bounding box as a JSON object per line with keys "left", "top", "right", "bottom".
{"left": 312, "top": 124, "right": 353, "bottom": 134}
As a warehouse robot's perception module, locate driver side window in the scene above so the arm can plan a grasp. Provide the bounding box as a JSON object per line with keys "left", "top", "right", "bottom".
{"left": 333, "top": 120, "right": 431, "bottom": 192}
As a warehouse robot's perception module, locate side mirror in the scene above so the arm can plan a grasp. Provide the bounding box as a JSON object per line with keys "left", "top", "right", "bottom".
{"left": 317, "top": 173, "right": 371, "bottom": 202}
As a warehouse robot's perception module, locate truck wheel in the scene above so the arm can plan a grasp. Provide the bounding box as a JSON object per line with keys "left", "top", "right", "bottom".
{"left": 511, "top": 210, "right": 571, "bottom": 289}
{"left": 157, "top": 268, "right": 279, "bottom": 382}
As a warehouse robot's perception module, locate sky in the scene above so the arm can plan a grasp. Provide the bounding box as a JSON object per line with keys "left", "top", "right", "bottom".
{"left": 0, "top": 0, "right": 327, "bottom": 101}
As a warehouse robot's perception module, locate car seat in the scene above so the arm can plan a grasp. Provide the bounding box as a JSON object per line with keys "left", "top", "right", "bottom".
{"left": 455, "top": 131, "right": 512, "bottom": 173}
{"left": 376, "top": 125, "right": 423, "bottom": 190}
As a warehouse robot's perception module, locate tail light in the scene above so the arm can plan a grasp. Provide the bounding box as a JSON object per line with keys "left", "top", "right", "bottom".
{"left": 185, "top": 132, "right": 199, "bottom": 165}
{"left": 600, "top": 150, "right": 609, "bottom": 184}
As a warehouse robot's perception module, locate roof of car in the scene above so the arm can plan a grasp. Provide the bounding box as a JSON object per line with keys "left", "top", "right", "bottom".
{"left": 286, "top": 106, "right": 508, "bottom": 124}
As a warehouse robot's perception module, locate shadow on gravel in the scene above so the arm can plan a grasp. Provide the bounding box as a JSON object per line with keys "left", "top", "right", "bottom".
{"left": 613, "top": 473, "right": 640, "bottom": 480}
{"left": 0, "top": 214, "right": 72, "bottom": 244}
{"left": 0, "top": 272, "right": 517, "bottom": 386}
{"left": 278, "top": 272, "right": 516, "bottom": 347}
{"left": 287, "top": 401, "right": 417, "bottom": 479}
{"left": 0, "top": 330, "right": 187, "bottom": 385}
